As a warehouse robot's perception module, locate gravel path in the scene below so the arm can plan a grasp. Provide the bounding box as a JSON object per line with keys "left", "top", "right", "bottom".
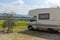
{"left": 0, "top": 31, "right": 60, "bottom": 40}
{"left": 0, "top": 33, "right": 48, "bottom": 40}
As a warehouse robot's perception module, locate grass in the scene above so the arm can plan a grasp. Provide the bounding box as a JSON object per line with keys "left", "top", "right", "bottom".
{"left": 15, "top": 21, "right": 27, "bottom": 26}
{"left": 0, "top": 20, "right": 4, "bottom": 25}
{"left": 0, "top": 20, "right": 28, "bottom": 31}
{"left": 14, "top": 21, "right": 28, "bottom": 32}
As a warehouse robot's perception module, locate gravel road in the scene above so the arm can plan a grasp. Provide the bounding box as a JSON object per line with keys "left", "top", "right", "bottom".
{"left": 0, "top": 30, "right": 60, "bottom": 40}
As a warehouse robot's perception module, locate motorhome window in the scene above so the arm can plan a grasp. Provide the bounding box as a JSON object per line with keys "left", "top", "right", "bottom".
{"left": 39, "top": 13, "right": 49, "bottom": 20}
{"left": 33, "top": 16, "right": 36, "bottom": 19}
{"left": 30, "top": 16, "right": 36, "bottom": 22}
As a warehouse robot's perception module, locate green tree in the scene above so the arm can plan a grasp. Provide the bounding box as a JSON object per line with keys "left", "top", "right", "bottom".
{"left": 2, "top": 12, "right": 16, "bottom": 32}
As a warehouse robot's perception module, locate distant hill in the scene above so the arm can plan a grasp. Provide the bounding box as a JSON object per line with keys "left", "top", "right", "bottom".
{"left": 0, "top": 13, "right": 33, "bottom": 21}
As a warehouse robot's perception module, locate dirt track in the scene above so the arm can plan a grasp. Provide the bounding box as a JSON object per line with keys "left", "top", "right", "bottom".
{"left": 0, "top": 30, "right": 60, "bottom": 40}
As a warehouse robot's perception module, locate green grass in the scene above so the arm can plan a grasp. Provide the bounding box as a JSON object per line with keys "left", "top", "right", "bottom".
{"left": 15, "top": 21, "right": 27, "bottom": 26}
{"left": 0, "top": 20, "right": 4, "bottom": 25}
{"left": 0, "top": 20, "right": 4, "bottom": 30}
{"left": 14, "top": 21, "right": 28, "bottom": 31}
{"left": 0, "top": 20, "right": 28, "bottom": 31}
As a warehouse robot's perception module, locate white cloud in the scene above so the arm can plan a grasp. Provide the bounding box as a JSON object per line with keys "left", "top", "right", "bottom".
{"left": 0, "top": 0, "right": 27, "bottom": 15}
{"left": 29, "top": 0, "right": 60, "bottom": 8}
{"left": 46, "top": 0, "right": 60, "bottom": 7}
{"left": 11, "top": 0, "right": 24, "bottom": 6}
{"left": 0, "top": 0, "right": 60, "bottom": 15}
{"left": 47, "top": 0, "right": 60, "bottom": 4}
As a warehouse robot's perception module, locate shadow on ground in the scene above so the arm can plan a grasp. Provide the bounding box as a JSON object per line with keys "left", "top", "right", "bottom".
{"left": 18, "top": 30, "right": 60, "bottom": 40}
{"left": 0, "top": 30, "right": 13, "bottom": 34}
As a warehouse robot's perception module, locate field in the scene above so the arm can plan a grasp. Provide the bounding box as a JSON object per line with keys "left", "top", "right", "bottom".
{"left": 0, "top": 20, "right": 27, "bottom": 31}
{"left": 0, "top": 20, "right": 60, "bottom": 40}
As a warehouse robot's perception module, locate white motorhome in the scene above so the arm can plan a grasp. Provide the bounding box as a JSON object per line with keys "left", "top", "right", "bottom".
{"left": 28, "top": 8, "right": 60, "bottom": 33}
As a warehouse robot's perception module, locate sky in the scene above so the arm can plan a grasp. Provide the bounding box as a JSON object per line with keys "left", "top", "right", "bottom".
{"left": 0, "top": 0, "right": 60, "bottom": 15}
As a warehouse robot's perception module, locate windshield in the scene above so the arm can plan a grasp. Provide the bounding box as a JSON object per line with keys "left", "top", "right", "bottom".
{"left": 30, "top": 16, "right": 36, "bottom": 22}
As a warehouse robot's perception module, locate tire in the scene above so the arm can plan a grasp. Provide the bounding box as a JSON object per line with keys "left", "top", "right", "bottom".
{"left": 47, "top": 28, "right": 54, "bottom": 33}
{"left": 28, "top": 25, "right": 34, "bottom": 30}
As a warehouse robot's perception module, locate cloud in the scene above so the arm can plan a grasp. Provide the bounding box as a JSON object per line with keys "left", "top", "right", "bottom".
{"left": 0, "top": 0, "right": 27, "bottom": 15}
{"left": 28, "top": 0, "right": 60, "bottom": 8}
{"left": 11, "top": 0, "right": 24, "bottom": 6}
{"left": 0, "top": 0, "right": 60, "bottom": 15}
{"left": 31, "top": 0, "right": 60, "bottom": 8}
{"left": 47, "top": 0, "right": 60, "bottom": 7}
{"left": 47, "top": 0, "right": 60, "bottom": 4}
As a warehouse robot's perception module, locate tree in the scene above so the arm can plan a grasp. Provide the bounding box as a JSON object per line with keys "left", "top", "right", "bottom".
{"left": 2, "top": 12, "right": 16, "bottom": 32}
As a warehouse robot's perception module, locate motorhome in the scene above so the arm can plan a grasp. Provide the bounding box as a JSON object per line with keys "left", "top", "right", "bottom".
{"left": 28, "top": 8, "right": 60, "bottom": 32}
